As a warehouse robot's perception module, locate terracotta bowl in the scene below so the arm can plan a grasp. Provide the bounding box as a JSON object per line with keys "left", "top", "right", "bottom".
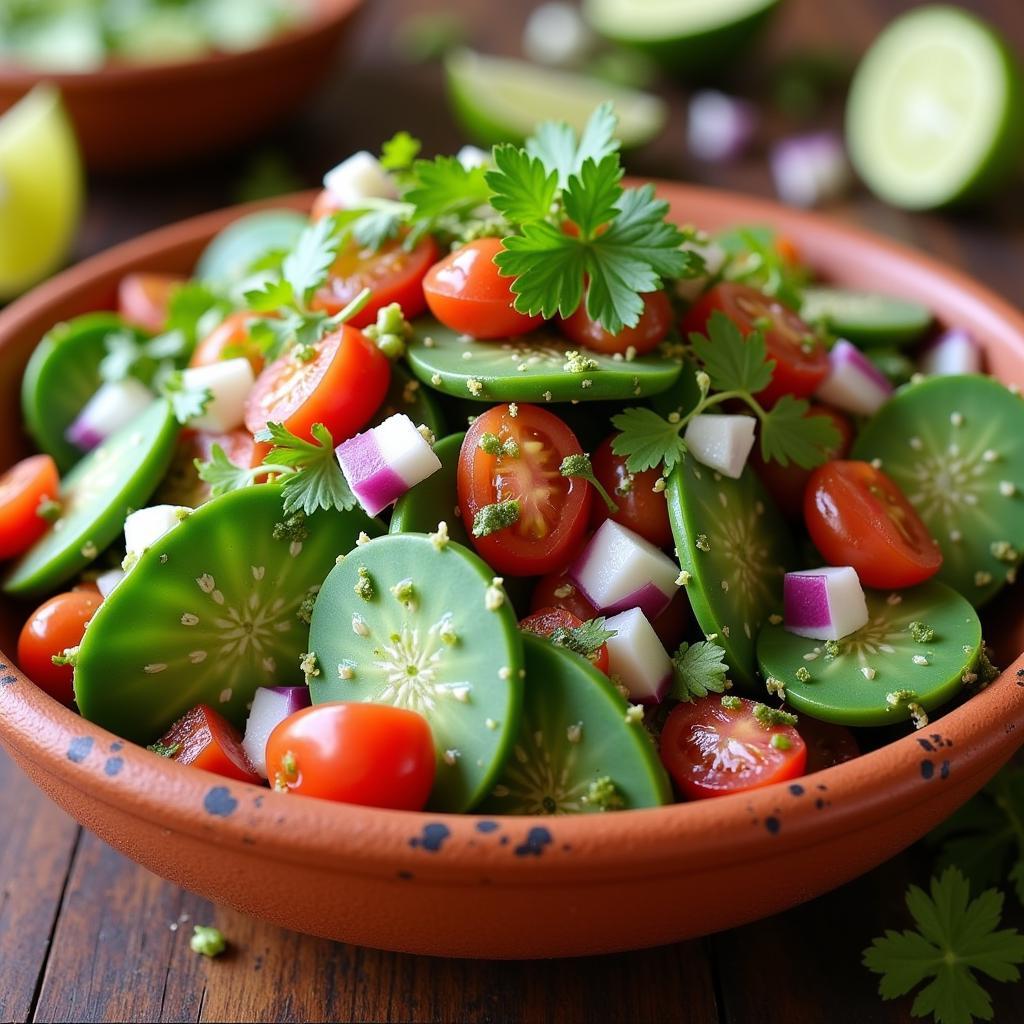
{"left": 0, "top": 0, "right": 362, "bottom": 172}
{"left": 1, "top": 185, "right": 1023, "bottom": 960}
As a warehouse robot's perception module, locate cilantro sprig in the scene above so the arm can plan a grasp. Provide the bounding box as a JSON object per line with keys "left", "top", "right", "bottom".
{"left": 611, "top": 310, "right": 841, "bottom": 475}
{"left": 549, "top": 617, "right": 617, "bottom": 659}
{"left": 863, "top": 867, "right": 1024, "bottom": 1024}
{"left": 670, "top": 638, "right": 730, "bottom": 702}
{"left": 716, "top": 225, "right": 809, "bottom": 311}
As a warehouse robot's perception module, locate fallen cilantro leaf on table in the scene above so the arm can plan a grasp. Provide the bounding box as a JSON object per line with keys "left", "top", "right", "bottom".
{"left": 549, "top": 617, "right": 617, "bottom": 659}
{"left": 863, "top": 867, "right": 1024, "bottom": 1024}
{"left": 671, "top": 639, "right": 730, "bottom": 702}
{"left": 254, "top": 422, "right": 357, "bottom": 516}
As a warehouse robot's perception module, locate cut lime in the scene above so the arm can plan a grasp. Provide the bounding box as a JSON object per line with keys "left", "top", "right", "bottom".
{"left": 0, "top": 86, "right": 82, "bottom": 301}
{"left": 846, "top": 6, "right": 1024, "bottom": 210}
{"left": 582, "top": 0, "right": 779, "bottom": 79}
{"left": 800, "top": 287, "right": 932, "bottom": 349}
{"left": 444, "top": 49, "right": 666, "bottom": 148}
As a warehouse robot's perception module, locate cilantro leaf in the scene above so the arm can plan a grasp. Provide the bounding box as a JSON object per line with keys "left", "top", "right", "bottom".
{"left": 496, "top": 224, "right": 586, "bottom": 320}
{"left": 195, "top": 444, "right": 264, "bottom": 498}
{"left": 160, "top": 371, "right": 212, "bottom": 425}
{"left": 671, "top": 639, "right": 730, "bottom": 702}
{"left": 404, "top": 156, "right": 491, "bottom": 224}
{"left": 549, "top": 617, "right": 617, "bottom": 658}
{"left": 350, "top": 204, "right": 405, "bottom": 250}
{"left": 255, "top": 422, "right": 357, "bottom": 516}
{"left": 282, "top": 216, "right": 342, "bottom": 305}
{"left": 690, "top": 310, "right": 774, "bottom": 395}
{"left": 863, "top": 867, "right": 1024, "bottom": 1024}
{"left": 716, "top": 224, "right": 808, "bottom": 310}
{"left": 562, "top": 154, "right": 623, "bottom": 239}
{"left": 486, "top": 144, "right": 558, "bottom": 225}
{"left": 610, "top": 407, "right": 686, "bottom": 475}
{"left": 99, "top": 330, "right": 149, "bottom": 383}
{"left": 760, "top": 394, "right": 842, "bottom": 469}
{"left": 244, "top": 277, "right": 295, "bottom": 313}
{"left": 380, "top": 130, "right": 422, "bottom": 172}
{"left": 525, "top": 101, "right": 620, "bottom": 187}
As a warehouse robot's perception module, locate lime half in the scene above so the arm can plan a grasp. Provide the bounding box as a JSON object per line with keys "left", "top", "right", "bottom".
{"left": 445, "top": 49, "right": 666, "bottom": 148}
{"left": 0, "top": 86, "right": 82, "bottom": 301}
{"left": 846, "top": 6, "right": 1024, "bottom": 210}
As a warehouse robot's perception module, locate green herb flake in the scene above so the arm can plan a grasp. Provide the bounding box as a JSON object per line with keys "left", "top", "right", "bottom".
{"left": 909, "top": 621, "right": 936, "bottom": 644}
{"left": 721, "top": 695, "right": 742, "bottom": 710}
{"left": 559, "top": 453, "right": 618, "bottom": 513}
{"left": 752, "top": 703, "right": 798, "bottom": 728}
{"left": 472, "top": 499, "right": 521, "bottom": 538}
{"left": 354, "top": 567, "right": 375, "bottom": 601}
{"left": 549, "top": 617, "right": 617, "bottom": 659}
{"left": 147, "top": 740, "right": 181, "bottom": 759}
{"left": 581, "top": 775, "right": 625, "bottom": 812}
{"left": 672, "top": 639, "right": 729, "bottom": 703}
{"left": 190, "top": 925, "right": 227, "bottom": 959}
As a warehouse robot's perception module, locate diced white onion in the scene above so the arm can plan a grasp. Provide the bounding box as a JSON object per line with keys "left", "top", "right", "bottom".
{"left": 181, "top": 357, "right": 255, "bottom": 433}
{"left": 919, "top": 329, "right": 983, "bottom": 376}
{"left": 322, "top": 151, "right": 397, "bottom": 208}
{"left": 770, "top": 132, "right": 851, "bottom": 208}
{"left": 603, "top": 608, "right": 672, "bottom": 703}
{"left": 683, "top": 414, "right": 757, "bottom": 479}
{"left": 124, "top": 505, "right": 190, "bottom": 560}
{"left": 815, "top": 339, "right": 893, "bottom": 416}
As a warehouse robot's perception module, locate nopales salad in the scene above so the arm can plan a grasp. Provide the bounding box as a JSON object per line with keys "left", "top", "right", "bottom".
{"left": 3, "top": 105, "right": 1019, "bottom": 815}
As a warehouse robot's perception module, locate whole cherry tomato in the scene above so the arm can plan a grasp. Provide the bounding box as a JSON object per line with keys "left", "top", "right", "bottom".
{"left": 590, "top": 434, "right": 672, "bottom": 548}
{"left": 559, "top": 290, "right": 672, "bottom": 356}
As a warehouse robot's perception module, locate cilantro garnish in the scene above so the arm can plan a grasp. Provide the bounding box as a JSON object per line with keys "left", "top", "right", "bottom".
{"left": 195, "top": 444, "right": 270, "bottom": 497}
{"left": 380, "top": 130, "right": 422, "bottom": 175}
{"left": 671, "top": 639, "right": 730, "bottom": 702}
{"left": 147, "top": 740, "right": 181, "bottom": 759}
{"left": 404, "top": 155, "right": 492, "bottom": 229}
{"left": 716, "top": 225, "right": 809, "bottom": 310}
{"left": 611, "top": 310, "right": 841, "bottom": 474}
{"left": 524, "top": 100, "right": 620, "bottom": 188}
{"left": 549, "top": 616, "right": 617, "bottom": 659}
{"left": 253, "top": 422, "right": 357, "bottom": 517}
{"left": 863, "top": 867, "right": 1024, "bottom": 1024}
{"left": 559, "top": 453, "right": 618, "bottom": 513}
{"left": 159, "top": 371, "right": 212, "bottom": 425}
{"left": 471, "top": 499, "right": 521, "bottom": 538}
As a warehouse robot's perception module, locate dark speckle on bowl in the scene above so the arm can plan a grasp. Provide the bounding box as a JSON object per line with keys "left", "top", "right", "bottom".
{"left": 514, "top": 827, "right": 553, "bottom": 857}
{"left": 110, "top": 741, "right": 124, "bottom": 752}
{"left": 475, "top": 820, "right": 500, "bottom": 834}
{"left": 409, "top": 823, "right": 450, "bottom": 852}
{"left": 789, "top": 784, "right": 805, "bottom": 797}
{"left": 67, "top": 736, "right": 93, "bottom": 763}
{"left": 0, "top": 673, "right": 16, "bottom": 686}
{"left": 1016, "top": 668, "right": 1024, "bottom": 686}
{"left": 397, "top": 870, "right": 414, "bottom": 881}
{"left": 765, "top": 816, "right": 781, "bottom": 835}
{"left": 940, "top": 759, "right": 950, "bottom": 780}
{"left": 103, "top": 756, "right": 123, "bottom": 777}
{"left": 920, "top": 760, "right": 935, "bottom": 780}
{"left": 203, "top": 786, "right": 238, "bottom": 818}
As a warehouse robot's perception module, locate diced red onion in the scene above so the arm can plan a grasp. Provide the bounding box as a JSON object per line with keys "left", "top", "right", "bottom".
{"left": 336, "top": 414, "right": 441, "bottom": 517}
{"left": 815, "top": 339, "right": 893, "bottom": 416}
{"left": 919, "top": 328, "right": 983, "bottom": 376}
{"left": 65, "top": 378, "right": 154, "bottom": 452}
{"left": 603, "top": 608, "right": 673, "bottom": 704}
{"left": 570, "top": 520, "right": 679, "bottom": 619}
{"left": 770, "top": 131, "right": 850, "bottom": 208}
{"left": 687, "top": 90, "right": 758, "bottom": 163}
{"left": 683, "top": 414, "right": 757, "bottom": 479}
{"left": 242, "top": 686, "right": 312, "bottom": 778}
{"left": 784, "top": 566, "right": 869, "bottom": 642}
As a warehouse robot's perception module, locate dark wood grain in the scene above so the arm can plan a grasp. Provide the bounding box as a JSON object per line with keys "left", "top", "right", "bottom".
{"left": 4, "top": 0, "right": 1024, "bottom": 1021}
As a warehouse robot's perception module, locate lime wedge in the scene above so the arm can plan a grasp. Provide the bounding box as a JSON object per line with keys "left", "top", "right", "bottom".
{"left": 582, "top": 0, "right": 779, "bottom": 78}
{"left": 0, "top": 86, "right": 82, "bottom": 301}
{"left": 846, "top": 6, "right": 1024, "bottom": 210}
{"left": 444, "top": 49, "right": 666, "bottom": 148}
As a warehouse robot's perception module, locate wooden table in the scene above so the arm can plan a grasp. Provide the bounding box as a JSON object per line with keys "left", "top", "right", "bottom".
{"left": 3, "top": 1, "right": 1024, "bottom": 1020}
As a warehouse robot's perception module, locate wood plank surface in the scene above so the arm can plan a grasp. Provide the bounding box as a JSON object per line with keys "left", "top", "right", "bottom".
{"left": 2, "top": 0, "right": 1024, "bottom": 1021}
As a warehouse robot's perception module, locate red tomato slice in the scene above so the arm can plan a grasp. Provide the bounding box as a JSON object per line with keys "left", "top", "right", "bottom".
{"left": 190, "top": 310, "right": 266, "bottom": 376}
{"left": 681, "top": 282, "right": 829, "bottom": 406}
{"left": 590, "top": 434, "right": 673, "bottom": 547}
{"left": 153, "top": 705, "right": 260, "bottom": 784}
{"left": 117, "top": 273, "right": 185, "bottom": 333}
{"left": 266, "top": 702, "right": 435, "bottom": 809}
{"left": 798, "top": 717, "right": 860, "bottom": 774}
{"left": 423, "top": 237, "right": 543, "bottom": 339}
{"left": 0, "top": 454, "right": 59, "bottom": 559}
{"left": 313, "top": 234, "right": 437, "bottom": 329}
{"left": 660, "top": 697, "right": 807, "bottom": 800}
{"left": 559, "top": 290, "right": 672, "bottom": 356}
{"left": 520, "top": 606, "right": 610, "bottom": 674}
{"left": 244, "top": 324, "right": 390, "bottom": 447}
{"left": 18, "top": 590, "right": 102, "bottom": 706}
{"left": 804, "top": 460, "right": 942, "bottom": 588}
{"left": 751, "top": 404, "right": 854, "bottom": 521}
{"left": 458, "top": 404, "right": 591, "bottom": 576}
{"left": 530, "top": 565, "right": 690, "bottom": 651}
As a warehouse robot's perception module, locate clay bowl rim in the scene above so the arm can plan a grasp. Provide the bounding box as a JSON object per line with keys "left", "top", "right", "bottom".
{"left": 0, "top": 0, "right": 362, "bottom": 91}
{"left": 1, "top": 182, "right": 1023, "bottom": 889}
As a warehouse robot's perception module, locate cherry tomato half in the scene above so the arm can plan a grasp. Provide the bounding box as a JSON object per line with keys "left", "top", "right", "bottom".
{"left": 0, "top": 454, "right": 59, "bottom": 559}
{"left": 751, "top": 405, "right": 854, "bottom": 521}
{"left": 458, "top": 404, "right": 591, "bottom": 576}
{"left": 190, "top": 311, "right": 266, "bottom": 376}
{"left": 682, "top": 283, "right": 829, "bottom": 407}
{"left": 660, "top": 697, "right": 807, "bottom": 800}
{"left": 153, "top": 704, "right": 260, "bottom": 784}
{"left": 17, "top": 590, "right": 102, "bottom": 706}
{"left": 590, "top": 434, "right": 672, "bottom": 547}
{"left": 423, "top": 237, "right": 543, "bottom": 339}
{"left": 266, "top": 702, "right": 435, "bottom": 810}
{"left": 804, "top": 460, "right": 942, "bottom": 589}
{"left": 313, "top": 234, "right": 437, "bottom": 329}
{"left": 117, "top": 272, "right": 185, "bottom": 334}
{"left": 559, "top": 290, "right": 672, "bottom": 356}
{"left": 245, "top": 324, "right": 390, "bottom": 447}
{"left": 520, "top": 606, "right": 610, "bottom": 674}
{"left": 531, "top": 565, "right": 690, "bottom": 651}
